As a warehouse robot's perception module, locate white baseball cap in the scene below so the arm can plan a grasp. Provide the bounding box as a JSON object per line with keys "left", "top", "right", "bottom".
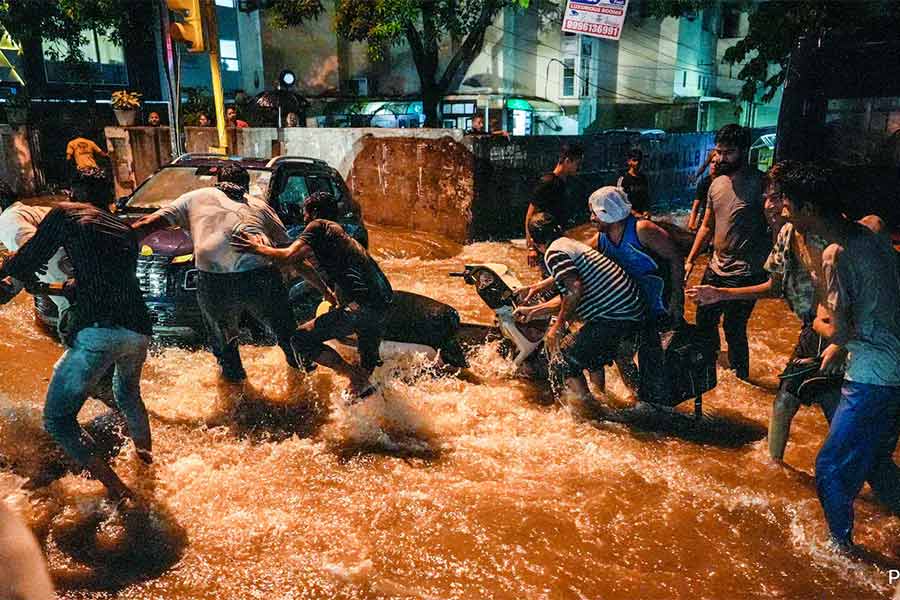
{"left": 589, "top": 186, "right": 632, "bottom": 223}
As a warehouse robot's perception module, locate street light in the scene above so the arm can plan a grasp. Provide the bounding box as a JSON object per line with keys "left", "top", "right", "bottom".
{"left": 279, "top": 69, "right": 296, "bottom": 88}
{"left": 275, "top": 70, "right": 296, "bottom": 128}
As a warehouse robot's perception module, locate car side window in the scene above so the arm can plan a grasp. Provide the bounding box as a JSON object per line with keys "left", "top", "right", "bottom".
{"left": 275, "top": 173, "right": 310, "bottom": 226}
{"left": 275, "top": 172, "right": 342, "bottom": 227}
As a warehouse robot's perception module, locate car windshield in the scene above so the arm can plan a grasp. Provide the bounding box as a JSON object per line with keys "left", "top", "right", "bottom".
{"left": 126, "top": 166, "right": 272, "bottom": 209}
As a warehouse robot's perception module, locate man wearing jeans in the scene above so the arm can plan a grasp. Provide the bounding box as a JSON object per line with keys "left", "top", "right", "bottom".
{"left": 132, "top": 162, "right": 298, "bottom": 381}
{"left": 685, "top": 124, "right": 770, "bottom": 380}
{"left": 0, "top": 191, "right": 153, "bottom": 501}
{"left": 776, "top": 165, "right": 900, "bottom": 551}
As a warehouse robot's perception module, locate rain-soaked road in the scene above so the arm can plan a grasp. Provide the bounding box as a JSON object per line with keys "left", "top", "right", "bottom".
{"left": 1, "top": 219, "right": 899, "bottom": 599}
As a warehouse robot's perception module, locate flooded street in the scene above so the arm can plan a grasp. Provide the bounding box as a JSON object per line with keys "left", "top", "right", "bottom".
{"left": 1, "top": 221, "right": 898, "bottom": 599}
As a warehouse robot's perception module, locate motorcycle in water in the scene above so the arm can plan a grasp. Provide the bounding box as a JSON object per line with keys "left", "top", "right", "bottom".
{"left": 449, "top": 263, "right": 719, "bottom": 417}
{"left": 311, "top": 263, "right": 717, "bottom": 416}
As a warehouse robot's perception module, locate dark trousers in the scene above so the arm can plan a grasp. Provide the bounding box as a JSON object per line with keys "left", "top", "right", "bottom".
{"left": 816, "top": 381, "right": 900, "bottom": 545}
{"left": 197, "top": 267, "right": 298, "bottom": 381}
{"left": 613, "top": 320, "right": 669, "bottom": 404}
{"left": 292, "top": 303, "right": 387, "bottom": 372}
{"left": 694, "top": 268, "right": 765, "bottom": 380}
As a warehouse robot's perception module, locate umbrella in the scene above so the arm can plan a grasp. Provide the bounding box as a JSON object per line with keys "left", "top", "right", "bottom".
{"left": 252, "top": 89, "right": 309, "bottom": 126}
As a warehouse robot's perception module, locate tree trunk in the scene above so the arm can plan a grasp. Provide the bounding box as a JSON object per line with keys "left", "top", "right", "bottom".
{"left": 405, "top": 2, "right": 502, "bottom": 127}
{"left": 421, "top": 82, "right": 443, "bottom": 128}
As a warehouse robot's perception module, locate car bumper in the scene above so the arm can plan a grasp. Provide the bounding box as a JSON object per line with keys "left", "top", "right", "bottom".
{"left": 33, "top": 294, "right": 205, "bottom": 342}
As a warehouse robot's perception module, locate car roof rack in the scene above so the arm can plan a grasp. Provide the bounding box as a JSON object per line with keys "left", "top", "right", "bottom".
{"left": 265, "top": 155, "right": 330, "bottom": 168}
{"left": 171, "top": 152, "right": 244, "bottom": 163}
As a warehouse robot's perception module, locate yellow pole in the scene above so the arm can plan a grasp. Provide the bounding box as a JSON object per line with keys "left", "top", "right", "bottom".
{"left": 203, "top": 0, "right": 228, "bottom": 154}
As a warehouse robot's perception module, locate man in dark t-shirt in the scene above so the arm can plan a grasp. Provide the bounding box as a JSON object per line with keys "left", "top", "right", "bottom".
{"left": 524, "top": 143, "right": 584, "bottom": 267}
{"left": 617, "top": 147, "right": 650, "bottom": 216}
{"left": 0, "top": 193, "right": 153, "bottom": 501}
{"left": 296, "top": 219, "right": 392, "bottom": 310}
{"left": 232, "top": 191, "right": 393, "bottom": 398}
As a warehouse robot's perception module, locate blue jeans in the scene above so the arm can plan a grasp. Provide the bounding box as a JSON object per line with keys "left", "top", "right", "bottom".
{"left": 44, "top": 326, "right": 150, "bottom": 465}
{"left": 815, "top": 380, "right": 900, "bottom": 546}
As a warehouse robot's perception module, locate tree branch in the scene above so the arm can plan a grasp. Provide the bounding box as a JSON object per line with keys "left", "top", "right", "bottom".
{"left": 404, "top": 20, "right": 435, "bottom": 84}
{"left": 437, "top": 1, "right": 496, "bottom": 91}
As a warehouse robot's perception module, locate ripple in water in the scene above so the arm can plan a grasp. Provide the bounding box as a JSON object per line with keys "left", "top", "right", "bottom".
{"left": 0, "top": 228, "right": 897, "bottom": 598}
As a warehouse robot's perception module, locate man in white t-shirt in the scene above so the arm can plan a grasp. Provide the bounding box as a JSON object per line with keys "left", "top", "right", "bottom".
{"left": 0, "top": 191, "right": 70, "bottom": 314}
{"left": 132, "top": 162, "right": 298, "bottom": 381}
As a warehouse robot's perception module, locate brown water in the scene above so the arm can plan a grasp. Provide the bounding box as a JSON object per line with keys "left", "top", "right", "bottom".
{"left": 1, "top": 222, "right": 899, "bottom": 599}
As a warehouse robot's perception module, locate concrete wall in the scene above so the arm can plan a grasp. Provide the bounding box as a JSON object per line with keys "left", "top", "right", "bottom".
{"left": 184, "top": 126, "right": 280, "bottom": 158}
{"left": 0, "top": 125, "right": 37, "bottom": 196}
{"left": 346, "top": 135, "right": 474, "bottom": 241}
{"left": 104, "top": 127, "right": 173, "bottom": 199}
{"left": 470, "top": 131, "right": 716, "bottom": 239}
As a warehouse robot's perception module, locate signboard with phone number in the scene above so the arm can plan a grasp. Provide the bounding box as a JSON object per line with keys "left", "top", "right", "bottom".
{"left": 561, "top": 0, "right": 629, "bottom": 41}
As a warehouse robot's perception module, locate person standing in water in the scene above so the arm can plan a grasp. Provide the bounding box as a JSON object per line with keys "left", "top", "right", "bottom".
{"left": 131, "top": 162, "right": 299, "bottom": 382}
{"left": 0, "top": 184, "right": 153, "bottom": 501}
{"left": 586, "top": 186, "right": 685, "bottom": 405}
{"left": 524, "top": 143, "right": 584, "bottom": 269}
{"left": 232, "top": 191, "right": 393, "bottom": 398}
{"left": 513, "top": 213, "right": 646, "bottom": 417}
{"left": 685, "top": 124, "right": 770, "bottom": 381}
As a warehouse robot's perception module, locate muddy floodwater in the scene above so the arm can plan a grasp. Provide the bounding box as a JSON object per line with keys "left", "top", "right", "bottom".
{"left": 1, "top": 221, "right": 899, "bottom": 599}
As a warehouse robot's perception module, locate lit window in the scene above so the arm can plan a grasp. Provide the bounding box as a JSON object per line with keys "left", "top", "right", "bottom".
{"left": 562, "top": 58, "right": 575, "bottom": 97}
{"left": 215, "top": 0, "right": 235, "bottom": 7}
{"left": 42, "top": 29, "right": 127, "bottom": 85}
{"left": 219, "top": 39, "right": 239, "bottom": 72}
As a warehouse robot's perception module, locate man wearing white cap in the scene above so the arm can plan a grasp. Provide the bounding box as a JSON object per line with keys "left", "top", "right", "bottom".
{"left": 586, "top": 186, "right": 685, "bottom": 404}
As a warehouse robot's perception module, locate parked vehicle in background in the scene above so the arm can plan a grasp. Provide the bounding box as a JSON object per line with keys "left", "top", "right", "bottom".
{"left": 33, "top": 154, "right": 368, "bottom": 340}
{"left": 749, "top": 133, "right": 776, "bottom": 172}
{"left": 601, "top": 128, "right": 668, "bottom": 141}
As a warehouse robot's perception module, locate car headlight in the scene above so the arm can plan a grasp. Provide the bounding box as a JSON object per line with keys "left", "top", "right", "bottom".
{"left": 172, "top": 253, "right": 193, "bottom": 264}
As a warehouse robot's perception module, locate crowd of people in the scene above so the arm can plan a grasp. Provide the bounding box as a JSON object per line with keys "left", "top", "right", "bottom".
{"left": 0, "top": 122, "right": 897, "bottom": 562}
{"left": 0, "top": 161, "right": 391, "bottom": 503}
{"left": 516, "top": 125, "right": 900, "bottom": 553}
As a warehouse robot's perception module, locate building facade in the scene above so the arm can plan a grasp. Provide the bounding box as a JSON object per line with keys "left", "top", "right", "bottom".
{"left": 259, "top": 0, "right": 781, "bottom": 133}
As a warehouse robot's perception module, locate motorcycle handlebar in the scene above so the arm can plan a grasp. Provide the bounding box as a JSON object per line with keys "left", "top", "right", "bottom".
{"left": 448, "top": 271, "right": 467, "bottom": 277}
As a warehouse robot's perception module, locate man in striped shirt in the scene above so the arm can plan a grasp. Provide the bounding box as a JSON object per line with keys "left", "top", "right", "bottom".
{"left": 514, "top": 213, "right": 646, "bottom": 416}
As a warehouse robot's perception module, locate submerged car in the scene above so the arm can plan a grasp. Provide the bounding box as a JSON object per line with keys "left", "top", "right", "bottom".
{"left": 34, "top": 153, "right": 368, "bottom": 340}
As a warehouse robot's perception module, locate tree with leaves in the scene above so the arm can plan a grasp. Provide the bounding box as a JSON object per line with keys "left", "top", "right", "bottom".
{"left": 270, "top": 0, "right": 557, "bottom": 126}
{"left": 649, "top": 0, "right": 900, "bottom": 105}
{"left": 0, "top": 0, "right": 152, "bottom": 78}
